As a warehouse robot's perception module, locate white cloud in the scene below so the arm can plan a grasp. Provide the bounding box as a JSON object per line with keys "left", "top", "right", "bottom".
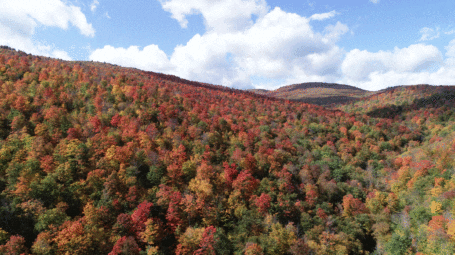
{"left": 52, "top": 49, "right": 73, "bottom": 60}
{"left": 310, "top": 10, "right": 337, "bottom": 21}
{"left": 323, "top": 21, "right": 349, "bottom": 43}
{"left": 419, "top": 27, "right": 440, "bottom": 41}
{"left": 392, "top": 44, "right": 442, "bottom": 72}
{"left": 445, "top": 39, "right": 455, "bottom": 58}
{"left": 1, "top": 0, "right": 95, "bottom": 37}
{"left": 444, "top": 39, "right": 455, "bottom": 67}
{"left": 341, "top": 49, "right": 388, "bottom": 81}
{"left": 231, "top": 8, "right": 347, "bottom": 80}
{"left": 369, "top": 0, "right": 379, "bottom": 3}
{"left": 341, "top": 44, "right": 442, "bottom": 80}
{"left": 304, "top": 46, "right": 345, "bottom": 76}
{"left": 88, "top": 1, "right": 455, "bottom": 92}
{"left": 0, "top": 0, "right": 94, "bottom": 59}
{"left": 90, "top": 0, "right": 99, "bottom": 12}
{"left": 93, "top": 2, "right": 455, "bottom": 92}
{"left": 347, "top": 67, "right": 455, "bottom": 91}
{"left": 89, "top": 45, "right": 174, "bottom": 73}
{"left": 167, "top": 7, "right": 348, "bottom": 88}
{"left": 335, "top": 27, "right": 455, "bottom": 91}
{"left": 91, "top": 6, "right": 349, "bottom": 90}
{"left": 339, "top": 44, "right": 448, "bottom": 90}
{"left": 169, "top": 33, "right": 241, "bottom": 86}
{"left": 445, "top": 29, "right": 455, "bottom": 35}
{"left": 105, "top": 12, "right": 111, "bottom": 19}
{"left": 231, "top": 8, "right": 327, "bottom": 77}
{"left": 158, "top": 0, "right": 269, "bottom": 33}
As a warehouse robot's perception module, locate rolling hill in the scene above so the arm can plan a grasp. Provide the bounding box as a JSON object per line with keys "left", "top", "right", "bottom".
{"left": 1, "top": 46, "right": 455, "bottom": 254}
{"left": 334, "top": 84, "right": 455, "bottom": 114}
{"left": 248, "top": 82, "right": 377, "bottom": 105}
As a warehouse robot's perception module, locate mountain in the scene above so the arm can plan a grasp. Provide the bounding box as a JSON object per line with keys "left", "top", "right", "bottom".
{"left": 335, "top": 84, "right": 455, "bottom": 114}
{"left": 248, "top": 82, "right": 376, "bottom": 105}
{"left": 1, "top": 46, "right": 455, "bottom": 254}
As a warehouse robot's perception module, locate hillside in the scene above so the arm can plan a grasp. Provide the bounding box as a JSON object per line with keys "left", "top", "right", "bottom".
{"left": 0, "top": 47, "right": 455, "bottom": 254}
{"left": 249, "top": 82, "right": 376, "bottom": 105}
{"left": 334, "top": 84, "right": 455, "bottom": 115}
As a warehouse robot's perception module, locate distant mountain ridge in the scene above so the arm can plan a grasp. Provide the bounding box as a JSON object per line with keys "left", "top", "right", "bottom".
{"left": 275, "top": 82, "right": 366, "bottom": 92}
{"left": 249, "top": 82, "right": 375, "bottom": 105}
{"left": 336, "top": 84, "right": 455, "bottom": 116}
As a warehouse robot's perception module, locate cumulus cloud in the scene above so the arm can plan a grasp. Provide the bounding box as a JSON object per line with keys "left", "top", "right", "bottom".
{"left": 444, "top": 39, "right": 455, "bottom": 67}
{"left": 91, "top": 6, "right": 349, "bottom": 89}
{"left": 92, "top": 0, "right": 455, "bottom": 92}
{"left": 323, "top": 21, "right": 349, "bottom": 43}
{"left": 89, "top": 45, "right": 174, "bottom": 73}
{"left": 169, "top": 33, "right": 243, "bottom": 86}
{"left": 1, "top": 0, "right": 95, "bottom": 37}
{"left": 341, "top": 44, "right": 442, "bottom": 79}
{"left": 0, "top": 0, "right": 94, "bottom": 59}
{"left": 304, "top": 46, "right": 345, "bottom": 76}
{"left": 232, "top": 8, "right": 346, "bottom": 78}
{"left": 445, "top": 39, "right": 455, "bottom": 58}
{"left": 158, "top": 0, "right": 269, "bottom": 33}
{"left": 419, "top": 27, "right": 440, "bottom": 41}
{"left": 52, "top": 49, "right": 73, "bottom": 60}
{"left": 369, "top": 0, "right": 379, "bottom": 3}
{"left": 339, "top": 44, "right": 448, "bottom": 90}
{"left": 91, "top": 2, "right": 346, "bottom": 88}
{"left": 347, "top": 67, "right": 455, "bottom": 91}
{"left": 167, "top": 7, "right": 348, "bottom": 88}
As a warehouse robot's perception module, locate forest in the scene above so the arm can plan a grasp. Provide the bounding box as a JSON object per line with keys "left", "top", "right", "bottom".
{"left": 0, "top": 46, "right": 455, "bottom": 254}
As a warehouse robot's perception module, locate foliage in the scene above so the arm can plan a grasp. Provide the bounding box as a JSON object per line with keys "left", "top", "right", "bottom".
{"left": 1, "top": 47, "right": 455, "bottom": 254}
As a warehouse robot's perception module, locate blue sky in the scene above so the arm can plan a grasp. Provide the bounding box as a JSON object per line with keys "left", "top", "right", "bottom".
{"left": 2, "top": 0, "right": 455, "bottom": 91}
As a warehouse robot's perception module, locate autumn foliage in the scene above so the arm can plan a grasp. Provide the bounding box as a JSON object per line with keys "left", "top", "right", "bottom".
{"left": 1, "top": 46, "right": 455, "bottom": 254}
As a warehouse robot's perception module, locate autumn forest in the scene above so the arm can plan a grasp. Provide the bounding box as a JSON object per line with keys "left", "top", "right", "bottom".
{"left": 1, "top": 46, "right": 455, "bottom": 254}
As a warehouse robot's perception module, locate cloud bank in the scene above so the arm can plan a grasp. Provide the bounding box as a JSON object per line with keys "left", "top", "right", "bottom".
{"left": 0, "top": 0, "right": 95, "bottom": 60}
{"left": 89, "top": 0, "right": 455, "bottom": 91}
{"left": 90, "top": 1, "right": 349, "bottom": 90}
{"left": 1, "top": 0, "right": 450, "bottom": 91}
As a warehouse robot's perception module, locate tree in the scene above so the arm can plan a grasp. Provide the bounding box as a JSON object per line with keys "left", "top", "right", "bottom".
{"left": 176, "top": 227, "right": 204, "bottom": 255}
{"left": 109, "top": 236, "right": 140, "bottom": 255}
{"left": 0, "top": 235, "right": 29, "bottom": 255}
{"left": 244, "top": 242, "right": 264, "bottom": 255}
{"left": 34, "top": 206, "right": 70, "bottom": 232}
{"left": 166, "top": 144, "right": 187, "bottom": 186}
{"left": 232, "top": 170, "right": 259, "bottom": 200}
{"left": 223, "top": 162, "right": 238, "bottom": 188}
{"left": 194, "top": 226, "right": 217, "bottom": 255}
{"left": 31, "top": 231, "right": 54, "bottom": 255}
{"left": 264, "top": 222, "right": 297, "bottom": 255}
{"left": 54, "top": 220, "right": 94, "bottom": 254}
{"left": 254, "top": 193, "right": 271, "bottom": 214}
{"left": 342, "top": 194, "right": 367, "bottom": 217}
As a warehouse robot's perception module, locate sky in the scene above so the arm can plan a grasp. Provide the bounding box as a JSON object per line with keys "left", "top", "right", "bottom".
{"left": 1, "top": 0, "right": 455, "bottom": 91}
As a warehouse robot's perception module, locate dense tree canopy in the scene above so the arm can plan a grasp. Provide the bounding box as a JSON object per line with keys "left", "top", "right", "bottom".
{"left": 0, "top": 46, "right": 455, "bottom": 254}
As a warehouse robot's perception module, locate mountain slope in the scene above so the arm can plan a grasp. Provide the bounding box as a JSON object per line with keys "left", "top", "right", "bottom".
{"left": 1, "top": 47, "right": 455, "bottom": 254}
{"left": 249, "top": 82, "right": 376, "bottom": 105}
{"left": 334, "top": 84, "right": 455, "bottom": 115}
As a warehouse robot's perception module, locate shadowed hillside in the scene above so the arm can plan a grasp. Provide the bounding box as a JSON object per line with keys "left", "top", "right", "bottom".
{"left": 334, "top": 84, "right": 455, "bottom": 115}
